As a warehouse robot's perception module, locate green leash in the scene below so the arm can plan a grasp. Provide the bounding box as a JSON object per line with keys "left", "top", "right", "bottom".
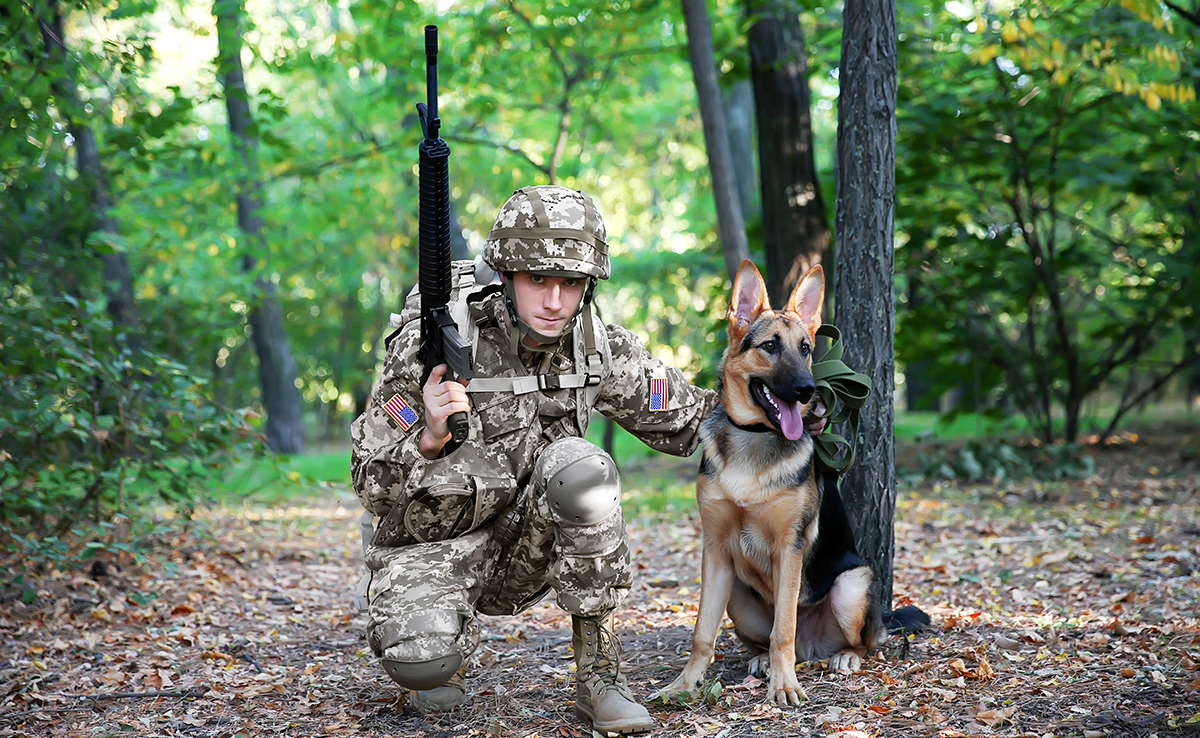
{"left": 810, "top": 324, "right": 872, "bottom": 474}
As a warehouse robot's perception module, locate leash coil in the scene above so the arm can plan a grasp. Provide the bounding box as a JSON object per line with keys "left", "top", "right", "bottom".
{"left": 810, "top": 324, "right": 873, "bottom": 474}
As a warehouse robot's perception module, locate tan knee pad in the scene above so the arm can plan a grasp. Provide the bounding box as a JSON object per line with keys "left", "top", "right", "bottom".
{"left": 372, "top": 609, "right": 465, "bottom": 691}
{"left": 537, "top": 438, "right": 621, "bottom": 527}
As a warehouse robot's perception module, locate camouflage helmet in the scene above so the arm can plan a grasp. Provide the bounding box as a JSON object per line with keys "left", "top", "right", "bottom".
{"left": 483, "top": 185, "right": 610, "bottom": 280}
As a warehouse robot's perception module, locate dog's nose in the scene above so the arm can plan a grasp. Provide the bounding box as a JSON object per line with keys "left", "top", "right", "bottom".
{"left": 796, "top": 384, "right": 815, "bottom": 404}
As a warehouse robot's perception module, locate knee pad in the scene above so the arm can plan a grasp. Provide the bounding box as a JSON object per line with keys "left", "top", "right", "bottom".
{"left": 373, "top": 609, "right": 464, "bottom": 691}
{"left": 382, "top": 652, "right": 463, "bottom": 691}
{"left": 537, "top": 438, "right": 621, "bottom": 526}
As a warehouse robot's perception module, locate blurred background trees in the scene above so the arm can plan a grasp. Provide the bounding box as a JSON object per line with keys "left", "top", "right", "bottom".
{"left": 2, "top": 0, "right": 1197, "bottom": 538}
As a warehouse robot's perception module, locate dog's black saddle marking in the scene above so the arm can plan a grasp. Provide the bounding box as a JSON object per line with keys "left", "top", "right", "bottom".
{"left": 803, "top": 472, "right": 866, "bottom": 604}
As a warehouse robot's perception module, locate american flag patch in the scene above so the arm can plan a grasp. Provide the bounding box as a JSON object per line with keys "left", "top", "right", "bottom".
{"left": 649, "top": 375, "right": 669, "bottom": 412}
{"left": 382, "top": 394, "right": 419, "bottom": 431}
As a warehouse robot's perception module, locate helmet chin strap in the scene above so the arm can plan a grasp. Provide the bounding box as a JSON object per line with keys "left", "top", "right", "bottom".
{"left": 500, "top": 275, "right": 597, "bottom": 355}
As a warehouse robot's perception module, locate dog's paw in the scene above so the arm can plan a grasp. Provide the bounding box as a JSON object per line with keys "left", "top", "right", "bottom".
{"left": 827, "top": 650, "right": 861, "bottom": 674}
{"left": 767, "top": 675, "right": 806, "bottom": 707}
{"left": 747, "top": 654, "right": 770, "bottom": 678}
{"left": 649, "top": 674, "right": 701, "bottom": 704}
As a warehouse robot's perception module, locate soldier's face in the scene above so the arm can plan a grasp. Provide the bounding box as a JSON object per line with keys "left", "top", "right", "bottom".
{"left": 510, "top": 272, "right": 587, "bottom": 337}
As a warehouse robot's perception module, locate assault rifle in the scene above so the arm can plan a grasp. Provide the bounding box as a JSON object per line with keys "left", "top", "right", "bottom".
{"left": 416, "top": 24, "right": 472, "bottom": 443}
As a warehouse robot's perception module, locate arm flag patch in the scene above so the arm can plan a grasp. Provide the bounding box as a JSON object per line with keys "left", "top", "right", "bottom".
{"left": 649, "top": 375, "right": 668, "bottom": 412}
{"left": 383, "top": 393, "right": 419, "bottom": 431}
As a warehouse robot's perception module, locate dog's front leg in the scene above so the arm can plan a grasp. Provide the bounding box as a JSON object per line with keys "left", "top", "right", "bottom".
{"left": 767, "top": 545, "right": 806, "bottom": 706}
{"left": 651, "top": 540, "right": 735, "bottom": 700}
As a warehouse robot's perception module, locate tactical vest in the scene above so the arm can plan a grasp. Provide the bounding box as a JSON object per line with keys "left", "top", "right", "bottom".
{"left": 388, "top": 258, "right": 613, "bottom": 436}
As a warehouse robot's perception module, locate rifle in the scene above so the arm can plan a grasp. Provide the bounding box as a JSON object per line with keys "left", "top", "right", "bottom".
{"left": 416, "top": 24, "right": 472, "bottom": 443}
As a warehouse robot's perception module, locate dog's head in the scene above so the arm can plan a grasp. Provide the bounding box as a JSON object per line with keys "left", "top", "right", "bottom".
{"left": 719, "top": 259, "right": 824, "bottom": 441}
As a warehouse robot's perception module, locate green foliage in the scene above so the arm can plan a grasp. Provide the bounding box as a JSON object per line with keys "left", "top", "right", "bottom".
{"left": 914, "top": 441, "right": 1097, "bottom": 483}
{"left": 895, "top": 0, "right": 1200, "bottom": 441}
{"left": 3, "top": 0, "right": 1197, "bottom": 532}
{"left": 199, "top": 450, "right": 348, "bottom": 505}
{"left": 0, "top": 251, "right": 259, "bottom": 538}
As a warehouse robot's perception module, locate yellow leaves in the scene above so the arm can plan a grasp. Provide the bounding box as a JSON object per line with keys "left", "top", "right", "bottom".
{"left": 947, "top": 655, "right": 995, "bottom": 680}
{"left": 1001, "top": 22, "right": 1018, "bottom": 44}
{"left": 974, "top": 44, "right": 1000, "bottom": 65}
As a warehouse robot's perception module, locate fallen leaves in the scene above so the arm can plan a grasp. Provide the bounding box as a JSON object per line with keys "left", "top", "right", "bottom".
{"left": 947, "top": 656, "right": 995, "bottom": 680}
{"left": 2, "top": 442, "right": 1199, "bottom": 737}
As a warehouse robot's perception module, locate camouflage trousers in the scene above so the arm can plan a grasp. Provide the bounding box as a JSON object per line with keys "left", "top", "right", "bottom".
{"left": 364, "top": 444, "right": 632, "bottom": 672}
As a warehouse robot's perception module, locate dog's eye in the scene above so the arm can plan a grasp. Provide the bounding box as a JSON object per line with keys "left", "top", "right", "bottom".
{"left": 800, "top": 341, "right": 810, "bottom": 356}
{"left": 760, "top": 339, "right": 777, "bottom": 352}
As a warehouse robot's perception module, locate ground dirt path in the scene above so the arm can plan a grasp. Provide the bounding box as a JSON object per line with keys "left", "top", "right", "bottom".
{"left": 2, "top": 436, "right": 1198, "bottom": 737}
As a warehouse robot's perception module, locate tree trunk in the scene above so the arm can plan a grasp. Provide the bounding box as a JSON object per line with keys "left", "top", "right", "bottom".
{"left": 215, "top": 0, "right": 304, "bottom": 454}
{"left": 722, "top": 79, "right": 758, "bottom": 224}
{"left": 680, "top": 0, "right": 751, "bottom": 282}
{"left": 38, "top": 0, "right": 141, "bottom": 349}
{"left": 903, "top": 277, "right": 940, "bottom": 412}
{"left": 832, "top": 0, "right": 898, "bottom": 610}
{"left": 747, "top": 0, "right": 831, "bottom": 309}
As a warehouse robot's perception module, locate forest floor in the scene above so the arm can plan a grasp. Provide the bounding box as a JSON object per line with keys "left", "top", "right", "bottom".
{"left": 2, "top": 428, "right": 1199, "bottom": 738}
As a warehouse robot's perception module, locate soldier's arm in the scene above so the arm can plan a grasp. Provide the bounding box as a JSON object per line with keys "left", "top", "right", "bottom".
{"left": 593, "top": 324, "right": 719, "bottom": 457}
{"left": 349, "top": 324, "right": 437, "bottom": 516}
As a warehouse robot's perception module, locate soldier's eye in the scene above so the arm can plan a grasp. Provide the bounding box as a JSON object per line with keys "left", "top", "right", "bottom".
{"left": 565, "top": 278, "right": 582, "bottom": 288}
{"left": 529, "top": 274, "right": 545, "bottom": 284}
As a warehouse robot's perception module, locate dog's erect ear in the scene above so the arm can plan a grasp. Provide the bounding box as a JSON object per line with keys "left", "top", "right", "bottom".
{"left": 785, "top": 264, "right": 824, "bottom": 338}
{"left": 727, "top": 260, "right": 769, "bottom": 340}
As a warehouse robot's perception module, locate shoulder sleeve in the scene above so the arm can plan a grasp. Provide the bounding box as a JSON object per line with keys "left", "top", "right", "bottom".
{"left": 349, "top": 322, "right": 432, "bottom": 516}
{"left": 594, "top": 324, "right": 719, "bottom": 457}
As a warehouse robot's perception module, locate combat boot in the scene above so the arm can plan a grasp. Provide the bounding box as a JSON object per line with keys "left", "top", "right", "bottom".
{"left": 571, "top": 614, "right": 655, "bottom": 734}
{"left": 413, "top": 665, "right": 467, "bottom": 711}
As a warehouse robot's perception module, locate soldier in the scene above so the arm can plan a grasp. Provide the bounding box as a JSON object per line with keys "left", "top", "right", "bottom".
{"left": 351, "top": 186, "right": 829, "bottom": 733}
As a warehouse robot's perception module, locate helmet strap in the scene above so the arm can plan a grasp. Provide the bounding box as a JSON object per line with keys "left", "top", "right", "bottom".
{"left": 501, "top": 276, "right": 570, "bottom": 354}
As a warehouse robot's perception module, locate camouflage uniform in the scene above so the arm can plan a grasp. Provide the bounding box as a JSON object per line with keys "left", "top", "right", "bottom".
{"left": 350, "top": 261, "right": 717, "bottom": 682}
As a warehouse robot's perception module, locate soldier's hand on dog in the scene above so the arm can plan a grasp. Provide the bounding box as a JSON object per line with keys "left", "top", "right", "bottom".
{"left": 419, "top": 364, "right": 470, "bottom": 459}
{"left": 804, "top": 396, "right": 829, "bottom": 436}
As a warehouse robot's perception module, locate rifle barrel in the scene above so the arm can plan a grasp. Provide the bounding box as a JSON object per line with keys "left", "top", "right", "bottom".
{"left": 424, "top": 25, "right": 438, "bottom": 132}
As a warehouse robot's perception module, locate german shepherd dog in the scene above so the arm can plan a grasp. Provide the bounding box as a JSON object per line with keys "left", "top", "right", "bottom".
{"left": 655, "top": 260, "right": 926, "bottom": 706}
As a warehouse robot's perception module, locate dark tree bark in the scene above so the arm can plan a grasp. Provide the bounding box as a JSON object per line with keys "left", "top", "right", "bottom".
{"left": 215, "top": 0, "right": 304, "bottom": 454}
{"left": 832, "top": 0, "right": 898, "bottom": 609}
{"left": 747, "top": 0, "right": 831, "bottom": 309}
{"left": 38, "top": 0, "right": 141, "bottom": 349}
{"left": 722, "top": 79, "right": 759, "bottom": 223}
{"left": 681, "top": 0, "right": 751, "bottom": 281}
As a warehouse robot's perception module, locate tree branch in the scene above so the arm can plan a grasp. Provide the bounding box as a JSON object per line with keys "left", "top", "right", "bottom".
{"left": 1163, "top": 0, "right": 1200, "bottom": 27}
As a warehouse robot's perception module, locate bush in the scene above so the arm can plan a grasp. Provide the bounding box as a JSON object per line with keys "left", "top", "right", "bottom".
{"left": 0, "top": 283, "right": 258, "bottom": 540}
{"left": 915, "top": 440, "right": 1097, "bottom": 483}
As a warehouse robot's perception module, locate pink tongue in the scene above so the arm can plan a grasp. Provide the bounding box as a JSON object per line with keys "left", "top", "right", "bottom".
{"left": 777, "top": 400, "right": 805, "bottom": 441}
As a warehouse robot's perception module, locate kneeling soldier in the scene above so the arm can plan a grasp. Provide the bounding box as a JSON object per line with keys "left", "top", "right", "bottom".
{"left": 351, "top": 185, "right": 717, "bottom": 734}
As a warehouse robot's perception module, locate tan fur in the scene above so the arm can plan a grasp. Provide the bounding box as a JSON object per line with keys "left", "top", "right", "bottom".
{"left": 653, "top": 260, "right": 882, "bottom": 707}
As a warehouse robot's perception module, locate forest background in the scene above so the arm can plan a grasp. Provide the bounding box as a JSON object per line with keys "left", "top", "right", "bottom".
{"left": 3, "top": 0, "right": 1200, "bottom": 643}
{"left": 3, "top": 1, "right": 1200, "bottom": 736}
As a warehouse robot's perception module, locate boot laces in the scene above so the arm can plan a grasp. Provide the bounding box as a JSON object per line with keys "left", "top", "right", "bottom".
{"left": 584, "top": 620, "right": 631, "bottom": 695}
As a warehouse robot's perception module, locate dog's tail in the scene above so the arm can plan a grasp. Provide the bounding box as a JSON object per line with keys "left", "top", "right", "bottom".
{"left": 882, "top": 605, "right": 931, "bottom": 634}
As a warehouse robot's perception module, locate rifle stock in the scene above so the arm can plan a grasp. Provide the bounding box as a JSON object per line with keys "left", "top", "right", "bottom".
{"left": 416, "top": 24, "right": 472, "bottom": 443}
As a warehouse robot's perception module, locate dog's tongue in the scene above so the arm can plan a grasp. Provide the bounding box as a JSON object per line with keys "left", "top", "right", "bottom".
{"left": 776, "top": 398, "right": 805, "bottom": 441}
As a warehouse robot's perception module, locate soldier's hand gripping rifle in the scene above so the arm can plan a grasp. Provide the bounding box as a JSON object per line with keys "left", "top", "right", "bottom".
{"left": 416, "top": 24, "right": 472, "bottom": 443}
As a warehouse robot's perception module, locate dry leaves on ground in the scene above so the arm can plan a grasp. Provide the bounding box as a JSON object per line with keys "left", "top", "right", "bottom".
{"left": 1, "top": 435, "right": 1198, "bottom": 737}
